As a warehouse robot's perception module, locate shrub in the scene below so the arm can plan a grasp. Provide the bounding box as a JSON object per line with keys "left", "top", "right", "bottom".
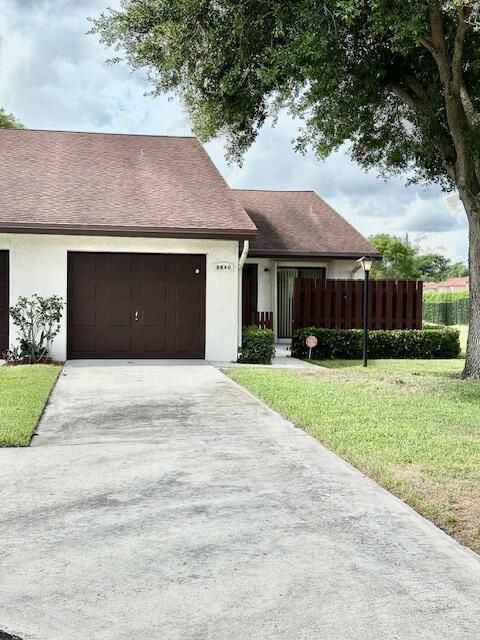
{"left": 423, "top": 291, "right": 469, "bottom": 303}
{"left": 292, "top": 327, "right": 461, "bottom": 360}
{"left": 239, "top": 326, "right": 275, "bottom": 364}
{"left": 8, "top": 294, "right": 64, "bottom": 363}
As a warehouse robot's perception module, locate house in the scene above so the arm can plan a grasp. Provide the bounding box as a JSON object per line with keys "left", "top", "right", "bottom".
{"left": 423, "top": 276, "right": 469, "bottom": 293}
{"left": 0, "top": 129, "right": 378, "bottom": 361}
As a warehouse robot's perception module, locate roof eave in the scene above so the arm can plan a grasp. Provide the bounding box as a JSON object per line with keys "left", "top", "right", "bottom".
{"left": 248, "top": 249, "right": 382, "bottom": 260}
{"left": 0, "top": 223, "right": 258, "bottom": 241}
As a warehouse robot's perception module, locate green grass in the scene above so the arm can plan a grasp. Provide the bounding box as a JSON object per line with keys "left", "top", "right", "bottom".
{"left": 228, "top": 359, "right": 480, "bottom": 553}
{"left": 0, "top": 365, "right": 61, "bottom": 447}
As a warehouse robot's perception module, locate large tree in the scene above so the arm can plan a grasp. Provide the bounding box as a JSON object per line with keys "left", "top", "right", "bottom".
{"left": 92, "top": 0, "right": 480, "bottom": 377}
{"left": 369, "top": 234, "right": 421, "bottom": 279}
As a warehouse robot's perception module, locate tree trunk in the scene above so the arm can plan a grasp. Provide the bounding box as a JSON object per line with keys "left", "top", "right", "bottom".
{"left": 462, "top": 206, "right": 480, "bottom": 379}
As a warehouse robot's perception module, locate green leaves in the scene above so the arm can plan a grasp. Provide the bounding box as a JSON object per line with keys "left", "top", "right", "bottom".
{"left": 292, "top": 326, "right": 461, "bottom": 359}
{"left": 369, "top": 234, "right": 468, "bottom": 281}
{"left": 9, "top": 295, "right": 64, "bottom": 363}
{"left": 369, "top": 234, "right": 421, "bottom": 279}
{"left": 239, "top": 326, "right": 275, "bottom": 364}
{"left": 90, "top": 0, "right": 477, "bottom": 181}
{"left": 0, "top": 108, "right": 24, "bottom": 129}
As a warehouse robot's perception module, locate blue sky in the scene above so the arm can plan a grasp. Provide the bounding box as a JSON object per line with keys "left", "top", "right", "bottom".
{"left": 0, "top": 0, "right": 469, "bottom": 262}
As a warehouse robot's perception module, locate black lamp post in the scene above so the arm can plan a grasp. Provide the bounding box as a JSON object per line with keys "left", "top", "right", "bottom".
{"left": 358, "top": 256, "right": 373, "bottom": 367}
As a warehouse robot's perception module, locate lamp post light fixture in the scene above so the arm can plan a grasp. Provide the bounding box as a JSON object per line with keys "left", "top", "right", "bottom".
{"left": 358, "top": 256, "right": 373, "bottom": 367}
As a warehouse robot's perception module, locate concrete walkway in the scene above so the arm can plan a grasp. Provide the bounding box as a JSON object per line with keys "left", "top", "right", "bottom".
{"left": 1, "top": 361, "right": 480, "bottom": 639}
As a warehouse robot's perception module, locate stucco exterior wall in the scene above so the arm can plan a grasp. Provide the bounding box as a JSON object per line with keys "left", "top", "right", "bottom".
{"left": 0, "top": 234, "right": 239, "bottom": 362}
{"left": 328, "top": 259, "right": 363, "bottom": 279}
{"left": 245, "top": 257, "right": 274, "bottom": 313}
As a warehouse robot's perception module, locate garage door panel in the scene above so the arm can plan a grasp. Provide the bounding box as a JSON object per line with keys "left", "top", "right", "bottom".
{"left": 172, "top": 333, "right": 203, "bottom": 355}
{"left": 70, "top": 280, "right": 96, "bottom": 303}
{"left": 106, "top": 333, "right": 133, "bottom": 353}
{"left": 106, "top": 281, "right": 131, "bottom": 302}
{"left": 142, "top": 281, "right": 167, "bottom": 300}
{"left": 69, "top": 333, "right": 97, "bottom": 355}
{"left": 106, "top": 254, "right": 131, "bottom": 276}
{"left": 174, "top": 284, "right": 203, "bottom": 328}
{"left": 142, "top": 307, "right": 167, "bottom": 328}
{"left": 71, "top": 253, "right": 96, "bottom": 277}
{"left": 137, "top": 332, "right": 167, "bottom": 353}
{"left": 70, "top": 306, "right": 96, "bottom": 328}
{"left": 68, "top": 253, "right": 206, "bottom": 359}
{"left": 175, "top": 310, "right": 203, "bottom": 329}
{"left": 141, "top": 254, "right": 168, "bottom": 277}
{"left": 105, "top": 304, "right": 132, "bottom": 328}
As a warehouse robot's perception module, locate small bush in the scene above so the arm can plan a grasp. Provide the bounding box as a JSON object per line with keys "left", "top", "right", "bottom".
{"left": 239, "top": 326, "right": 275, "bottom": 364}
{"left": 8, "top": 294, "right": 64, "bottom": 363}
{"left": 292, "top": 327, "right": 461, "bottom": 360}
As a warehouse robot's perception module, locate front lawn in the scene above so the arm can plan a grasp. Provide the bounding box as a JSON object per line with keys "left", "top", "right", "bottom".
{"left": 0, "top": 365, "right": 61, "bottom": 447}
{"left": 228, "top": 359, "right": 480, "bottom": 553}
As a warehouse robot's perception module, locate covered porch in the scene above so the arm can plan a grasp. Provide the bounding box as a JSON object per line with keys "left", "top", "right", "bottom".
{"left": 242, "top": 257, "right": 363, "bottom": 341}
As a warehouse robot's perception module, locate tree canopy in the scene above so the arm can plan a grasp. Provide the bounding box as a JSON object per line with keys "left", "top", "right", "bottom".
{"left": 0, "top": 108, "right": 24, "bottom": 129}
{"left": 91, "top": 1, "right": 480, "bottom": 376}
{"left": 368, "top": 233, "right": 467, "bottom": 280}
{"left": 92, "top": 1, "right": 480, "bottom": 181}
{"left": 369, "top": 234, "right": 421, "bottom": 280}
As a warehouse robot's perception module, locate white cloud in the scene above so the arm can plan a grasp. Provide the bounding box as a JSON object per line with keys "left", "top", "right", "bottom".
{"left": 0, "top": 0, "right": 469, "bottom": 262}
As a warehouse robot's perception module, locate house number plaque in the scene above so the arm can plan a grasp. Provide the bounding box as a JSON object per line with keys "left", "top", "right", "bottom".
{"left": 215, "top": 262, "right": 234, "bottom": 272}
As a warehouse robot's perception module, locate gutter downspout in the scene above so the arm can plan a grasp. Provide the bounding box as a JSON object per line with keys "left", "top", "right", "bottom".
{"left": 238, "top": 240, "right": 250, "bottom": 351}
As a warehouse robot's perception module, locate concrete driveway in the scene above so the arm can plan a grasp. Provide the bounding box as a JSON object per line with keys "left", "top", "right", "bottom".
{"left": 1, "top": 361, "right": 480, "bottom": 640}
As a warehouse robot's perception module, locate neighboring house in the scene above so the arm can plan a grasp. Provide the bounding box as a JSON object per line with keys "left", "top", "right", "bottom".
{"left": 423, "top": 277, "right": 469, "bottom": 293}
{"left": 0, "top": 129, "right": 378, "bottom": 362}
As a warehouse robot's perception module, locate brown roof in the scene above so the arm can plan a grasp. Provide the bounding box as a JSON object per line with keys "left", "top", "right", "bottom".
{"left": 234, "top": 190, "right": 379, "bottom": 258}
{"left": 0, "top": 129, "right": 257, "bottom": 239}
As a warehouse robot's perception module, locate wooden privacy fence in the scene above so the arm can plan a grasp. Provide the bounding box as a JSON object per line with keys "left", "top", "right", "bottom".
{"left": 293, "top": 279, "right": 423, "bottom": 331}
{"left": 250, "top": 311, "right": 274, "bottom": 330}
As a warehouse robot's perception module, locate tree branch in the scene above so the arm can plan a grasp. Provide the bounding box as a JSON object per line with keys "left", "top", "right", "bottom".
{"left": 420, "top": 2, "right": 450, "bottom": 87}
{"left": 387, "top": 80, "right": 457, "bottom": 182}
{"left": 452, "top": 6, "right": 470, "bottom": 92}
{"left": 460, "top": 84, "right": 480, "bottom": 126}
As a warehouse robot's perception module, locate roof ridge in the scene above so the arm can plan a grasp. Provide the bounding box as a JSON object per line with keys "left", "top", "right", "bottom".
{"left": 0, "top": 128, "right": 197, "bottom": 139}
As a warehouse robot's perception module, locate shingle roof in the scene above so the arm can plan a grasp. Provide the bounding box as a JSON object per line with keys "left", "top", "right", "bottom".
{"left": 0, "top": 129, "right": 257, "bottom": 238}
{"left": 234, "top": 189, "right": 380, "bottom": 258}
{"left": 424, "top": 277, "right": 469, "bottom": 290}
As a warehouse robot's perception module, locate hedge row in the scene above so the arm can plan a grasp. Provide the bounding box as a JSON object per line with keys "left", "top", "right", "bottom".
{"left": 423, "top": 298, "right": 469, "bottom": 326}
{"left": 239, "top": 326, "right": 275, "bottom": 364}
{"left": 292, "top": 327, "right": 461, "bottom": 360}
{"left": 423, "top": 291, "right": 469, "bottom": 303}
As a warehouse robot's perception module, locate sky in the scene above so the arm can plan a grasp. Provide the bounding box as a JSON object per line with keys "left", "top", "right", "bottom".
{"left": 0, "top": 0, "right": 469, "bottom": 263}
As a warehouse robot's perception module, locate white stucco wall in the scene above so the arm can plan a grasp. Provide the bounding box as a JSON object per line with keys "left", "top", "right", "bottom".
{"left": 328, "top": 259, "right": 363, "bottom": 279}
{"left": 0, "top": 234, "right": 240, "bottom": 362}
{"left": 245, "top": 257, "right": 274, "bottom": 312}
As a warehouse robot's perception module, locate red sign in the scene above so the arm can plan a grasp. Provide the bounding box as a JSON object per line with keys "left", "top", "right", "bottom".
{"left": 306, "top": 335, "right": 318, "bottom": 348}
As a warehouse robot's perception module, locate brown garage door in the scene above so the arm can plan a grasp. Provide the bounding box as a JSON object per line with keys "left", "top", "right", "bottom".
{"left": 0, "top": 251, "right": 8, "bottom": 355}
{"left": 67, "top": 253, "right": 206, "bottom": 359}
